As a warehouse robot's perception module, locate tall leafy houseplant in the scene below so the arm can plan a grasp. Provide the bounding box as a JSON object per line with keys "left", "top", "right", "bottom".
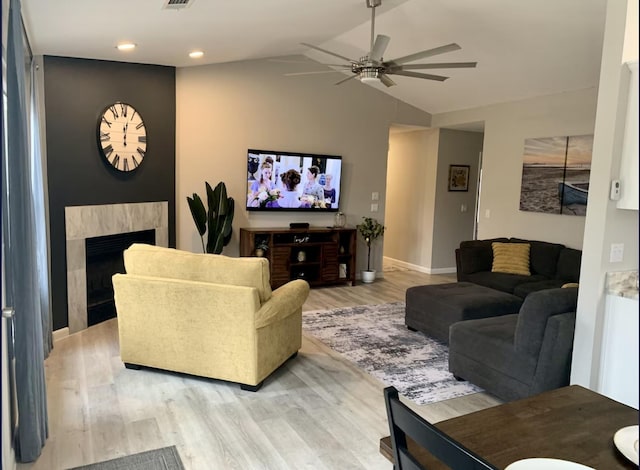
{"left": 357, "top": 217, "right": 385, "bottom": 283}
{"left": 187, "top": 181, "right": 235, "bottom": 254}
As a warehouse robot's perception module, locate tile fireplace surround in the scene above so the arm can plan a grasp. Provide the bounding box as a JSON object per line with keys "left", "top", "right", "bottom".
{"left": 65, "top": 202, "right": 169, "bottom": 333}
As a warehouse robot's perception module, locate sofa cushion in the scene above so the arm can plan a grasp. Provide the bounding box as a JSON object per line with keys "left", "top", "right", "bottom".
{"left": 449, "top": 315, "right": 537, "bottom": 384}
{"left": 124, "top": 243, "right": 273, "bottom": 303}
{"left": 510, "top": 238, "right": 564, "bottom": 277}
{"left": 555, "top": 248, "right": 582, "bottom": 282}
{"left": 513, "top": 280, "right": 568, "bottom": 298}
{"left": 492, "top": 242, "right": 531, "bottom": 276}
{"left": 458, "top": 246, "right": 493, "bottom": 274}
{"left": 466, "top": 271, "right": 547, "bottom": 294}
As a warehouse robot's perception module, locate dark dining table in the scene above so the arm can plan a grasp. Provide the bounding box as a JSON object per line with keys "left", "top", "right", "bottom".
{"left": 380, "top": 385, "right": 638, "bottom": 469}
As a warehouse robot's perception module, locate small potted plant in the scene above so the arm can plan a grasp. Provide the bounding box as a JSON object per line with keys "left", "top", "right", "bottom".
{"left": 255, "top": 240, "right": 269, "bottom": 257}
{"left": 357, "top": 217, "right": 385, "bottom": 283}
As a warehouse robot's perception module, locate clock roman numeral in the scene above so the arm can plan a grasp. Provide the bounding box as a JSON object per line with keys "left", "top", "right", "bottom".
{"left": 132, "top": 155, "right": 140, "bottom": 168}
{"left": 109, "top": 105, "right": 119, "bottom": 119}
{"left": 123, "top": 158, "right": 129, "bottom": 171}
{"left": 136, "top": 147, "right": 146, "bottom": 158}
{"left": 112, "top": 154, "right": 120, "bottom": 169}
{"left": 102, "top": 144, "right": 113, "bottom": 157}
{"left": 138, "top": 136, "right": 146, "bottom": 143}
{"left": 130, "top": 109, "right": 137, "bottom": 121}
{"left": 135, "top": 122, "right": 145, "bottom": 130}
{"left": 99, "top": 131, "right": 110, "bottom": 141}
{"left": 101, "top": 116, "right": 112, "bottom": 128}
{"left": 120, "top": 103, "right": 128, "bottom": 117}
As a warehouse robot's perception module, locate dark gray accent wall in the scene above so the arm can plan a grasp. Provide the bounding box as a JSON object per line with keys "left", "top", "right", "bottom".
{"left": 43, "top": 56, "right": 176, "bottom": 330}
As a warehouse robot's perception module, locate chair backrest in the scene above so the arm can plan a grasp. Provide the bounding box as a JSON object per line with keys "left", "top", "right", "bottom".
{"left": 123, "top": 243, "right": 272, "bottom": 303}
{"left": 384, "top": 387, "right": 498, "bottom": 470}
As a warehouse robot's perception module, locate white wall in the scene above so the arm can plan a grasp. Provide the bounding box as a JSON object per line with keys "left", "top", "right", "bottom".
{"left": 571, "top": 0, "right": 639, "bottom": 390}
{"left": 176, "top": 56, "right": 431, "bottom": 274}
{"left": 432, "top": 88, "right": 596, "bottom": 249}
{"left": 431, "top": 129, "right": 483, "bottom": 269}
{"left": 386, "top": 128, "right": 482, "bottom": 272}
{"left": 385, "top": 129, "right": 438, "bottom": 269}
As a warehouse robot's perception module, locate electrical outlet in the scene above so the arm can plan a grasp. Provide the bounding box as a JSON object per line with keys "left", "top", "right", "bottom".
{"left": 371, "top": 203, "right": 378, "bottom": 212}
{"left": 371, "top": 192, "right": 379, "bottom": 201}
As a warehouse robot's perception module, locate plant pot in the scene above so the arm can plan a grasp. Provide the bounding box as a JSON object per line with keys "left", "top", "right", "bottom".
{"left": 361, "top": 270, "right": 376, "bottom": 283}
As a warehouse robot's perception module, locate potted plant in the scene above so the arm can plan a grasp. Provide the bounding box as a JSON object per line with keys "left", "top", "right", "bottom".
{"left": 357, "top": 217, "right": 385, "bottom": 283}
{"left": 186, "top": 181, "right": 235, "bottom": 254}
{"left": 255, "top": 240, "right": 269, "bottom": 257}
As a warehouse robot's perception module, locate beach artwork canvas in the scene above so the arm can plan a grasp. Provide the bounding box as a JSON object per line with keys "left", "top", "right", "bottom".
{"left": 519, "top": 134, "right": 593, "bottom": 216}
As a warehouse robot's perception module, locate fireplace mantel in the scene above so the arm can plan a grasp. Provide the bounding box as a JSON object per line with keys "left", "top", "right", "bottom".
{"left": 65, "top": 202, "right": 168, "bottom": 333}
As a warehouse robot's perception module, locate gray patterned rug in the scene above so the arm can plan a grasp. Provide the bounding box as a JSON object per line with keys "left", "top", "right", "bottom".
{"left": 302, "top": 302, "right": 482, "bottom": 405}
{"left": 68, "top": 446, "right": 184, "bottom": 470}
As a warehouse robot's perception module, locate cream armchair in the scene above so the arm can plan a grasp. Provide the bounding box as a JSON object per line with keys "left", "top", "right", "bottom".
{"left": 112, "top": 243, "right": 310, "bottom": 391}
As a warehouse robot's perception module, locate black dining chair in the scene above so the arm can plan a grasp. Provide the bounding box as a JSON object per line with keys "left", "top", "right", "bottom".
{"left": 384, "top": 386, "right": 498, "bottom": 470}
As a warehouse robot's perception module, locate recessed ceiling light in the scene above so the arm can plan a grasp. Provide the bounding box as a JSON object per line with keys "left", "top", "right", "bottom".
{"left": 189, "top": 51, "right": 204, "bottom": 59}
{"left": 116, "top": 43, "right": 136, "bottom": 51}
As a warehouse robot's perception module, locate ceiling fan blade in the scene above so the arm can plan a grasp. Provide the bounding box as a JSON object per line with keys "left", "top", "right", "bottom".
{"left": 379, "top": 73, "right": 396, "bottom": 87}
{"left": 334, "top": 74, "right": 358, "bottom": 86}
{"left": 284, "top": 70, "right": 344, "bottom": 76}
{"left": 390, "top": 43, "right": 461, "bottom": 66}
{"left": 370, "top": 34, "right": 390, "bottom": 62}
{"left": 300, "top": 43, "right": 356, "bottom": 64}
{"left": 390, "top": 70, "right": 449, "bottom": 81}
{"left": 396, "top": 61, "right": 477, "bottom": 70}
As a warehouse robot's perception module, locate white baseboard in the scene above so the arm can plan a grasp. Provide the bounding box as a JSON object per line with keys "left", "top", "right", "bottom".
{"left": 52, "top": 327, "right": 70, "bottom": 343}
{"left": 383, "top": 256, "right": 456, "bottom": 275}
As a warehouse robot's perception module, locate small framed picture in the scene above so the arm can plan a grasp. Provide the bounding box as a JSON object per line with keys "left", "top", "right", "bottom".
{"left": 448, "top": 165, "right": 470, "bottom": 192}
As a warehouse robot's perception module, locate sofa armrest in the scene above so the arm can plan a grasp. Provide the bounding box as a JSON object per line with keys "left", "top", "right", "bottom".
{"left": 255, "top": 279, "right": 310, "bottom": 329}
{"left": 530, "top": 311, "right": 576, "bottom": 395}
{"left": 514, "top": 287, "right": 578, "bottom": 356}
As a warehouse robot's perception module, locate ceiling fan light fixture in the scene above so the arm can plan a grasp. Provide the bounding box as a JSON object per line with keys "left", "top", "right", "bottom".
{"left": 116, "top": 43, "right": 136, "bottom": 51}
{"left": 360, "top": 68, "right": 380, "bottom": 84}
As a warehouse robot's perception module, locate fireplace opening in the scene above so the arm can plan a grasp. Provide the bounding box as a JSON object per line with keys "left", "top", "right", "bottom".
{"left": 85, "top": 230, "right": 155, "bottom": 327}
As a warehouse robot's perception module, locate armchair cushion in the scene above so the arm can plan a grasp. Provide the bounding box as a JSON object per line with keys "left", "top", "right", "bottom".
{"left": 124, "top": 243, "right": 272, "bottom": 303}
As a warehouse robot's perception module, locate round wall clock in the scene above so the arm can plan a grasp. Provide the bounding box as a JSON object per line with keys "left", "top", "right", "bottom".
{"left": 97, "top": 102, "right": 147, "bottom": 172}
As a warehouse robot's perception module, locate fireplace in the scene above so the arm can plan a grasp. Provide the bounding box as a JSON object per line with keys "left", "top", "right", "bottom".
{"left": 86, "top": 230, "right": 155, "bottom": 326}
{"left": 65, "top": 202, "right": 168, "bottom": 333}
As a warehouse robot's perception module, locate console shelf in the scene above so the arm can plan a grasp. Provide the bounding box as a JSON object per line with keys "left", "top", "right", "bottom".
{"left": 240, "top": 227, "right": 357, "bottom": 288}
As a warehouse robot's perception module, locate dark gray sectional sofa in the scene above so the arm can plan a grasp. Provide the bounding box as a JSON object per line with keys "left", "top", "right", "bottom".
{"left": 449, "top": 287, "right": 579, "bottom": 401}
{"left": 455, "top": 238, "right": 582, "bottom": 298}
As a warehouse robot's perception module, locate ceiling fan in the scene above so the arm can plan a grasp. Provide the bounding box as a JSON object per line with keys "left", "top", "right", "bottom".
{"left": 292, "top": 0, "right": 477, "bottom": 87}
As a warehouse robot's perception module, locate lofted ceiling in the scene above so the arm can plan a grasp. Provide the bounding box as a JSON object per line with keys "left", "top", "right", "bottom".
{"left": 21, "top": 0, "right": 607, "bottom": 115}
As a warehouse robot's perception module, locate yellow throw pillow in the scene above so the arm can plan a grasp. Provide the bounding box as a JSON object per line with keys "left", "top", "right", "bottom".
{"left": 562, "top": 282, "right": 579, "bottom": 288}
{"left": 492, "top": 242, "right": 531, "bottom": 276}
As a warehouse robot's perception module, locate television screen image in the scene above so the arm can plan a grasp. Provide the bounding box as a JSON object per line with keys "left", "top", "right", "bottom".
{"left": 246, "top": 149, "right": 342, "bottom": 212}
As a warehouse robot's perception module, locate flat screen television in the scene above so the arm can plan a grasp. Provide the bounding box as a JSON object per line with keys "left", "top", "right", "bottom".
{"left": 246, "top": 149, "right": 342, "bottom": 212}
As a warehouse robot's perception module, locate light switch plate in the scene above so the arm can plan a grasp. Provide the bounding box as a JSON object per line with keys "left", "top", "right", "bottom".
{"left": 610, "top": 243, "right": 624, "bottom": 263}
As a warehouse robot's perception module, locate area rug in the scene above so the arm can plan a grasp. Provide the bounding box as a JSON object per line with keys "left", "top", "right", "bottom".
{"left": 68, "top": 446, "right": 184, "bottom": 470}
{"left": 302, "top": 302, "right": 482, "bottom": 405}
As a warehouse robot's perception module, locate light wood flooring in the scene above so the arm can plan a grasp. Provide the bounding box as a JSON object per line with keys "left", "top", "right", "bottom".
{"left": 18, "top": 270, "right": 501, "bottom": 470}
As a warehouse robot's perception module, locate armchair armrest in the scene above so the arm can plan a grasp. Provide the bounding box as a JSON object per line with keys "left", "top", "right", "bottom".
{"left": 255, "top": 279, "right": 310, "bottom": 329}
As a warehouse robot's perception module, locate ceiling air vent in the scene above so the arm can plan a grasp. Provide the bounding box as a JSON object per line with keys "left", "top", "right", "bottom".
{"left": 163, "top": 0, "right": 194, "bottom": 10}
